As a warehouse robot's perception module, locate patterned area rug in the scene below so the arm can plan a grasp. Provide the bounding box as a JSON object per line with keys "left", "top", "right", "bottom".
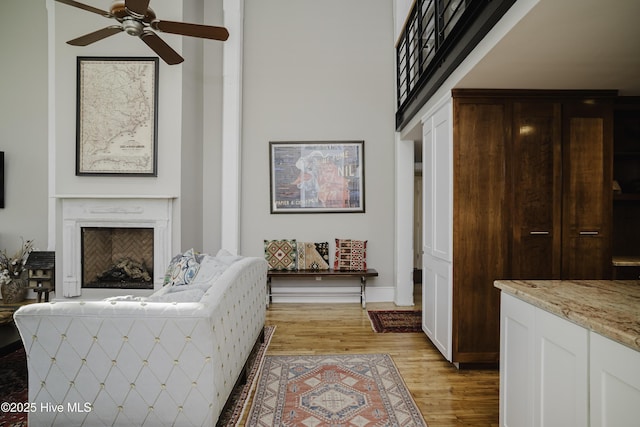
{"left": 0, "top": 326, "right": 275, "bottom": 427}
{"left": 219, "top": 325, "right": 276, "bottom": 426}
{"left": 367, "top": 310, "right": 422, "bottom": 333}
{"left": 247, "top": 353, "right": 428, "bottom": 426}
{"left": 0, "top": 346, "right": 27, "bottom": 427}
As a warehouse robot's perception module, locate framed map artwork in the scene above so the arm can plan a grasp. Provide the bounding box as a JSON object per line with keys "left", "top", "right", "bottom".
{"left": 269, "top": 141, "right": 365, "bottom": 213}
{"left": 76, "top": 57, "right": 159, "bottom": 176}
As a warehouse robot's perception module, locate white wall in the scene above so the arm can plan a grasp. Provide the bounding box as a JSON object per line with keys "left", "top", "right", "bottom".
{"left": 2, "top": 0, "right": 399, "bottom": 302}
{"left": 0, "top": 0, "right": 49, "bottom": 252}
{"left": 52, "top": 1, "right": 183, "bottom": 199}
{"left": 49, "top": 0, "right": 228, "bottom": 255}
{"left": 241, "top": 0, "right": 397, "bottom": 300}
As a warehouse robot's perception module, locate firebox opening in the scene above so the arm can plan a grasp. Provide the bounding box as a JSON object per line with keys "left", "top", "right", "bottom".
{"left": 81, "top": 227, "right": 154, "bottom": 289}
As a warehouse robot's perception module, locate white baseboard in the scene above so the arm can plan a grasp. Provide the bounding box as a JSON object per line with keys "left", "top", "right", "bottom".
{"left": 270, "top": 285, "right": 395, "bottom": 304}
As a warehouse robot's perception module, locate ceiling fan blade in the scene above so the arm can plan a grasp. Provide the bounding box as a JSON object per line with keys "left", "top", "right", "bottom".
{"left": 54, "top": 0, "right": 111, "bottom": 17}
{"left": 67, "top": 26, "right": 123, "bottom": 46}
{"left": 125, "top": 0, "right": 151, "bottom": 18}
{"left": 140, "top": 31, "right": 184, "bottom": 65}
{"left": 151, "top": 20, "right": 229, "bottom": 41}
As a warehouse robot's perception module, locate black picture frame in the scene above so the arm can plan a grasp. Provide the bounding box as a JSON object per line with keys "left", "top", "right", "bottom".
{"left": 269, "top": 141, "right": 365, "bottom": 214}
{"left": 76, "top": 57, "right": 159, "bottom": 176}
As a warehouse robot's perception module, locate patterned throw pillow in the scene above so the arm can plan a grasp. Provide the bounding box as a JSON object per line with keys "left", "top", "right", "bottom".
{"left": 264, "top": 239, "right": 297, "bottom": 270}
{"left": 297, "top": 242, "right": 330, "bottom": 270}
{"left": 334, "top": 239, "right": 367, "bottom": 271}
{"left": 165, "top": 248, "right": 201, "bottom": 286}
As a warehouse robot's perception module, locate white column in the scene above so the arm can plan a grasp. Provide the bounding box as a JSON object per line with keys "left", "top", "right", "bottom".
{"left": 46, "top": 0, "right": 57, "bottom": 251}
{"left": 395, "top": 134, "right": 415, "bottom": 306}
{"left": 220, "top": 0, "right": 244, "bottom": 254}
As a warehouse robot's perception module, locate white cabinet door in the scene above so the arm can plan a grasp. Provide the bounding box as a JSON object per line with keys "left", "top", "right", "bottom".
{"left": 423, "top": 117, "right": 434, "bottom": 256}
{"left": 422, "top": 255, "right": 452, "bottom": 361}
{"left": 421, "top": 96, "right": 453, "bottom": 363}
{"left": 431, "top": 101, "right": 452, "bottom": 262}
{"left": 590, "top": 332, "right": 640, "bottom": 427}
{"left": 534, "top": 307, "right": 588, "bottom": 427}
{"left": 422, "top": 97, "right": 452, "bottom": 262}
{"left": 500, "top": 293, "right": 536, "bottom": 427}
{"left": 500, "top": 293, "right": 588, "bottom": 427}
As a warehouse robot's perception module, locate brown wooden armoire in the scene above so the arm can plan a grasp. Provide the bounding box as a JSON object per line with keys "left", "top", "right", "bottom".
{"left": 450, "top": 89, "right": 614, "bottom": 365}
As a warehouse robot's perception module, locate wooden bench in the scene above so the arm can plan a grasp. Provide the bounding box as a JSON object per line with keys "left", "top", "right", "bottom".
{"left": 266, "top": 268, "right": 378, "bottom": 309}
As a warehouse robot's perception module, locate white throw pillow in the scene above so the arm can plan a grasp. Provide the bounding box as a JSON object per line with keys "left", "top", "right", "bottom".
{"left": 190, "top": 256, "right": 229, "bottom": 286}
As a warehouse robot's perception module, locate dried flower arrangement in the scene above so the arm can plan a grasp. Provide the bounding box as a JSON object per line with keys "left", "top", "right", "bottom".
{"left": 0, "top": 238, "right": 34, "bottom": 285}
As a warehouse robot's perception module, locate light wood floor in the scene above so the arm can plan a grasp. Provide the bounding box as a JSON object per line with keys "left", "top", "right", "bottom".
{"left": 245, "top": 286, "right": 500, "bottom": 426}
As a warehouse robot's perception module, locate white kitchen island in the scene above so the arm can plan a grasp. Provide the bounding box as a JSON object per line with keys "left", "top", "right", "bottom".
{"left": 494, "top": 279, "right": 640, "bottom": 427}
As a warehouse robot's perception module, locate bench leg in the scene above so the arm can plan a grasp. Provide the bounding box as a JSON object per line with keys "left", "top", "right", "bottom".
{"left": 360, "top": 276, "right": 366, "bottom": 309}
{"left": 266, "top": 277, "right": 272, "bottom": 309}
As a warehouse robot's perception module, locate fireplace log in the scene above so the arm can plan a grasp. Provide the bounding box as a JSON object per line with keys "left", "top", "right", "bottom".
{"left": 96, "top": 258, "right": 152, "bottom": 283}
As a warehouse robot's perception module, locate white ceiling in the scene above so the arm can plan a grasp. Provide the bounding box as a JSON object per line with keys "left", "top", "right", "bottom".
{"left": 457, "top": 0, "right": 640, "bottom": 95}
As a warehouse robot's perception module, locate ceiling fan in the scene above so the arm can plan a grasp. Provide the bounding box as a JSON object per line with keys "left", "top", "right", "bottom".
{"left": 55, "top": 0, "right": 229, "bottom": 65}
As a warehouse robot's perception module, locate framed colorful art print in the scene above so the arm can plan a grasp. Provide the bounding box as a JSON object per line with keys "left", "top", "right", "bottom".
{"left": 269, "top": 141, "right": 365, "bottom": 214}
{"left": 76, "top": 57, "right": 159, "bottom": 176}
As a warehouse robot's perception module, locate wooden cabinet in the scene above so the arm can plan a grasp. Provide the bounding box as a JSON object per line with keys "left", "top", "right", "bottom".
{"left": 447, "top": 89, "right": 614, "bottom": 365}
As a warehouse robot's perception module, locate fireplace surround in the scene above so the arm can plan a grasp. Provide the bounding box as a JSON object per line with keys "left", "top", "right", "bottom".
{"left": 60, "top": 197, "right": 174, "bottom": 297}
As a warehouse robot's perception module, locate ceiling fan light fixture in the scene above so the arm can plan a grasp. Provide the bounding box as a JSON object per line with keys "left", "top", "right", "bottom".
{"left": 122, "top": 17, "right": 143, "bottom": 36}
{"left": 55, "top": 0, "right": 228, "bottom": 65}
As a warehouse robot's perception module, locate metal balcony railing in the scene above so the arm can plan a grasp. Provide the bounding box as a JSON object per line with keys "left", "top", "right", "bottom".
{"left": 395, "top": 0, "right": 516, "bottom": 130}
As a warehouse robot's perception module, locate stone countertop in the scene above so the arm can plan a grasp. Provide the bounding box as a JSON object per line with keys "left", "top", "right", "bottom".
{"left": 494, "top": 280, "right": 640, "bottom": 352}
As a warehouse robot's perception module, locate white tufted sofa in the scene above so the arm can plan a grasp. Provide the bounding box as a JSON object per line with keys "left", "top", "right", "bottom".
{"left": 14, "top": 256, "right": 267, "bottom": 427}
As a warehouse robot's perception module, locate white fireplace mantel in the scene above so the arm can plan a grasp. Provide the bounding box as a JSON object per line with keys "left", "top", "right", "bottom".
{"left": 59, "top": 196, "right": 175, "bottom": 298}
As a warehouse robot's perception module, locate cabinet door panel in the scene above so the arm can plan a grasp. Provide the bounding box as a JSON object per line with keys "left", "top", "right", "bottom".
{"left": 423, "top": 119, "right": 434, "bottom": 256}
{"left": 433, "top": 104, "right": 453, "bottom": 261}
{"left": 511, "top": 102, "right": 562, "bottom": 279}
{"left": 590, "top": 332, "right": 640, "bottom": 427}
{"left": 562, "top": 112, "right": 613, "bottom": 279}
{"left": 500, "top": 293, "right": 535, "bottom": 427}
{"left": 453, "top": 100, "right": 508, "bottom": 362}
{"left": 535, "top": 307, "right": 589, "bottom": 427}
{"left": 422, "top": 256, "right": 452, "bottom": 361}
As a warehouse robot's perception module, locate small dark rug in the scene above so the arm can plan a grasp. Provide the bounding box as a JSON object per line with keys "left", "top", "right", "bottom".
{"left": 368, "top": 310, "right": 422, "bottom": 333}
{"left": 0, "top": 326, "right": 275, "bottom": 427}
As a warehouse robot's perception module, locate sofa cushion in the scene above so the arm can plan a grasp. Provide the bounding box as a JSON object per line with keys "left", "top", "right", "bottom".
{"left": 334, "top": 238, "right": 367, "bottom": 271}
{"left": 165, "top": 248, "right": 201, "bottom": 286}
{"left": 216, "top": 248, "right": 244, "bottom": 265}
